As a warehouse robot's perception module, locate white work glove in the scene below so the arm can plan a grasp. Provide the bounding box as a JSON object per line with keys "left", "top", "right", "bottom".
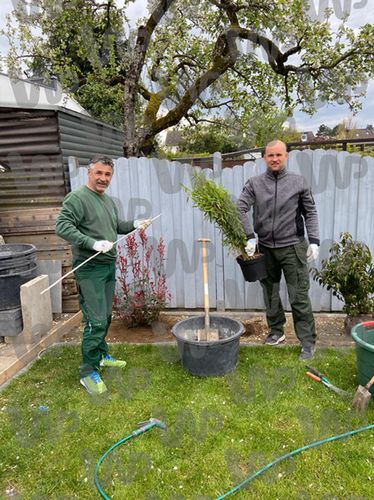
{"left": 306, "top": 243, "right": 319, "bottom": 263}
{"left": 134, "top": 219, "right": 152, "bottom": 230}
{"left": 92, "top": 240, "right": 114, "bottom": 253}
{"left": 245, "top": 238, "right": 257, "bottom": 257}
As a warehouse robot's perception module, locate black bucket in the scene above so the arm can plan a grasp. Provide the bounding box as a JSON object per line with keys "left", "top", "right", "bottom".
{"left": 0, "top": 244, "right": 37, "bottom": 275}
{"left": 0, "top": 244, "right": 37, "bottom": 335}
{"left": 171, "top": 315, "right": 245, "bottom": 377}
{"left": 236, "top": 254, "right": 267, "bottom": 282}
{"left": 0, "top": 264, "right": 38, "bottom": 310}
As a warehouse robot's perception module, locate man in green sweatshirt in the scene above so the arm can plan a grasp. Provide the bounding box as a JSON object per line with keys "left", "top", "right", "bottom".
{"left": 56, "top": 155, "right": 150, "bottom": 395}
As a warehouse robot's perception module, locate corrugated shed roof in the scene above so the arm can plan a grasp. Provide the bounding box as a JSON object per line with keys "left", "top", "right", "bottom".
{"left": 0, "top": 73, "right": 90, "bottom": 115}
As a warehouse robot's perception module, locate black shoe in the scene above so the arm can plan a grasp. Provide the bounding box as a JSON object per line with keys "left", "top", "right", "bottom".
{"left": 299, "top": 345, "right": 316, "bottom": 361}
{"left": 264, "top": 332, "right": 286, "bottom": 345}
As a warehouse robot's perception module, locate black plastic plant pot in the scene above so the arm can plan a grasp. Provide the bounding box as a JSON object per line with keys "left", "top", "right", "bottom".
{"left": 236, "top": 253, "right": 267, "bottom": 282}
{"left": 171, "top": 315, "right": 245, "bottom": 377}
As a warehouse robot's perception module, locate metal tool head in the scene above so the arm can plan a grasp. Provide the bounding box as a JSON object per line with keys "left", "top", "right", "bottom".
{"left": 352, "top": 385, "right": 372, "bottom": 412}
{"left": 196, "top": 328, "right": 219, "bottom": 342}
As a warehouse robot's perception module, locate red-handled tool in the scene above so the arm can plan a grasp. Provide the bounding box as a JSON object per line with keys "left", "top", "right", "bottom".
{"left": 306, "top": 371, "right": 321, "bottom": 382}
{"left": 306, "top": 370, "right": 351, "bottom": 397}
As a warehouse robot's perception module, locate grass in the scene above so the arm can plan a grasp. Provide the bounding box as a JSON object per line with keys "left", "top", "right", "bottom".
{"left": 0, "top": 344, "right": 373, "bottom": 499}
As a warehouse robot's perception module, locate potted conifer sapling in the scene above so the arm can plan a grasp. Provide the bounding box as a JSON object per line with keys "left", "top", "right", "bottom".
{"left": 183, "top": 172, "right": 267, "bottom": 282}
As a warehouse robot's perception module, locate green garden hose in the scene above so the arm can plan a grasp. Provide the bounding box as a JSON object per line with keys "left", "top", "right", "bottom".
{"left": 94, "top": 421, "right": 374, "bottom": 499}
{"left": 215, "top": 423, "right": 374, "bottom": 499}
{"left": 94, "top": 418, "right": 167, "bottom": 499}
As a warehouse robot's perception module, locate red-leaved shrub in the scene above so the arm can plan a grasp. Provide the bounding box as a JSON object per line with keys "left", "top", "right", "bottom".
{"left": 114, "top": 230, "right": 171, "bottom": 327}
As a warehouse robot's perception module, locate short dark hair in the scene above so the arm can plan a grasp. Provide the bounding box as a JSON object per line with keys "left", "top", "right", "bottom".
{"left": 88, "top": 155, "right": 114, "bottom": 169}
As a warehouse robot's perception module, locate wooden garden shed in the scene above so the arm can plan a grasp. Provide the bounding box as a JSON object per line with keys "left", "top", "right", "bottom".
{"left": 0, "top": 74, "right": 125, "bottom": 313}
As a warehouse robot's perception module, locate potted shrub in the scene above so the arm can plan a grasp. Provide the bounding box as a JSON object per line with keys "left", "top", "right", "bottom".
{"left": 183, "top": 172, "right": 266, "bottom": 282}
{"left": 311, "top": 232, "right": 374, "bottom": 335}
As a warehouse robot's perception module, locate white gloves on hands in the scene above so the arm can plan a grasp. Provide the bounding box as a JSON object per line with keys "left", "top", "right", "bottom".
{"left": 93, "top": 240, "right": 114, "bottom": 253}
{"left": 245, "top": 238, "right": 257, "bottom": 257}
{"left": 134, "top": 219, "right": 152, "bottom": 230}
{"left": 306, "top": 243, "right": 319, "bottom": 263}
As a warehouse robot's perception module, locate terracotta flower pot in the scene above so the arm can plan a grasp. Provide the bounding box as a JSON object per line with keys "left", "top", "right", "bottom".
{"left": 236, "top": 253, "right": 267, "bottom": 282}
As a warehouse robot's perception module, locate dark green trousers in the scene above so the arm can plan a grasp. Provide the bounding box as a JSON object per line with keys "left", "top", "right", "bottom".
{"left": 259, "top": 240, "right": 316, "bottom": 347}
{"left": 74, "top": 260, "right": 116, "bottom": 377}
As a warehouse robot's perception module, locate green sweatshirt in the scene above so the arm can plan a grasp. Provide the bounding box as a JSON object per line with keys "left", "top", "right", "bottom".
{"left": 56, "top": 185, "right": 135, "bottom": 263}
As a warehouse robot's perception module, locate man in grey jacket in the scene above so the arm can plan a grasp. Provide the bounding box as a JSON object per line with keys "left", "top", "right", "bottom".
{"left": 237, "top": 140, "right": 319, "bottom": 360}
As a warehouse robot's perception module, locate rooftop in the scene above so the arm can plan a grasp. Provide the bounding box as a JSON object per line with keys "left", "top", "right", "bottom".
{"left": 0, "top": 73, "right": 90, "bottom": 115}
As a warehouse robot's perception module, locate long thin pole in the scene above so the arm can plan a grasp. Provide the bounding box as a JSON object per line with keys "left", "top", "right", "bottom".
{"left": 40, "top": 214, "right": 162, "bottom": 295}
{"left": 198, "top": 238, "right": 211, "bottom": 342}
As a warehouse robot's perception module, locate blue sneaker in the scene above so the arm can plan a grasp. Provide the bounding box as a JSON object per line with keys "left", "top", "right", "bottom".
{"left": 100, "top": 354, "right": 127, "bottom": 369}
{"left": 80, "top": 371, "right": 107, "bottom": 395}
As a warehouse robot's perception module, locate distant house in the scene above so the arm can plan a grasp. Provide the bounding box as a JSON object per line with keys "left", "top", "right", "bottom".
{"left": 300, "top": 131, "right": 316, "bottom": 142}
{"left": 350, "top": 125, "right": 374, "bottom": 139}
{"left": 164, "top": 129, "right": 183, "bottom": 153}
{"left": 301, "top": 125, "right": 374, "bottom": 143}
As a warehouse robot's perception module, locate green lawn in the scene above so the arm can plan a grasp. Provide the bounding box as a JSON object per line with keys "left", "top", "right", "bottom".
{"left": 0, "top": 344, "right": 373, "bottom": 499}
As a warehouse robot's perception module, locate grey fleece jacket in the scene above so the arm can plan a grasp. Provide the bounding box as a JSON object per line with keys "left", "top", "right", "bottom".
{"left": 237, "top": 167, "right": 319, "bottom": 248}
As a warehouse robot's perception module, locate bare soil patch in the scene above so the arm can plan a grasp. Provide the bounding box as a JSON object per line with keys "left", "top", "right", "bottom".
{"left": 62, "top": 311, "right": 354, "bottom": 348}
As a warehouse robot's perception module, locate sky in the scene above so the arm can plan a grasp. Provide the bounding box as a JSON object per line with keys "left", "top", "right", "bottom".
{"left": 0, "top": 0, "right": 373, "bottom": 133}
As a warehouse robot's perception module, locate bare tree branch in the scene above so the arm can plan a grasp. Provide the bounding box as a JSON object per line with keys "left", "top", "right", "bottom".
{"left": 198, "top": 97, "right": 234, "bottom": 109}
{"left": 186, "top": 114, "right": 224, "bottom": 126}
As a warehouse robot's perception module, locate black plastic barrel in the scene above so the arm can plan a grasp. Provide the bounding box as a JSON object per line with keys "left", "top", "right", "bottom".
{"left": 0, "top": 244, "right": 37, "bottom": 335}
{"left": 0, "top": 244, "right": 37, "bottom": 274}
{"left": 0, "top": 265, "right": 38, "bottom": 310}
{"left": 171, "top": 315, "right": 244, "bottom": 377}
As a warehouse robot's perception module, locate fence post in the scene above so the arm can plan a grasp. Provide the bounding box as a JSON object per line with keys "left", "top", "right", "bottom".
{"left": 213, "top": 152, "right": 225, "bottom": 311}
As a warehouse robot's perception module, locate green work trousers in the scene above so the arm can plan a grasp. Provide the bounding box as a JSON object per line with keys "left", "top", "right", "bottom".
{"left": 259, "top": 239, "right": 316, "bottom": 347}
{"left": 74, "top": 260, "right": 116, "bottom": 377}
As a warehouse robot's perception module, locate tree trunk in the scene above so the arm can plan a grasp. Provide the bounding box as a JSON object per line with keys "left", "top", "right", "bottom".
{"left": 122, "top": 127, "right": 156, "bottom": 157}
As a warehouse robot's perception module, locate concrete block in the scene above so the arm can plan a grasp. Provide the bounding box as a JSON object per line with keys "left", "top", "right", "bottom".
{"left": 20, "top": 275, "right": 52, "bottom": 339}
{"left": 36, "top": 260, "right": 62, "bottom": 313}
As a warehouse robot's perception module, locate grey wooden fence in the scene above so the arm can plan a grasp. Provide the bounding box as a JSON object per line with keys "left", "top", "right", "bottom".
{"left": 68, "top": 150, "right": 374, "bottom": 311}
